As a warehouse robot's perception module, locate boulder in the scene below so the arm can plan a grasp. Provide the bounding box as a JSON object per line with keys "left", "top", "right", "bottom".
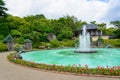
{"left": 39, "top": 46, "right": 46, "bottom": 49}
{"left": 14, "top": 54, "right": 22, "bottom": 59}
{"left": 47, "top": 33, "right": 56, "bottom": 41}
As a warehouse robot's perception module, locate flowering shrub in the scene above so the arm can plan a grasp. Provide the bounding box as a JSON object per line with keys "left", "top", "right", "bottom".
{"left": 7, "top": 53, "right": 120, "bottom": 76}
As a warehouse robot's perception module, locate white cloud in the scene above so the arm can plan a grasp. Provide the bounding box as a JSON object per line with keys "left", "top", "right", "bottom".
{"left": 4, "top": 0, "right": 32, "bottom": 16}
{"left": 4, "top": 0, "right": 110, "bottom": 23}
{"left": 101, "top": 0, "right": 120, "bottom": 22}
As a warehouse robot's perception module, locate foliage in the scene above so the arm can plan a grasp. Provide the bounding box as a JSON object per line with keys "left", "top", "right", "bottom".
{"left": 57, "top": 26, "right": 73, "bottom": 40}
{"left": 8, "top": 53, "right": 120, "bottom": 76}
{"left": 10, "top": 30, "right": 21, "bottom": 37}
{"left": 50, "top": 39, "right": 61, "bottom": 48}
{"left": 0, "top": 23, "right": 9, "bottom": 37}
{"left": 7, "top": 15, "right": 28, "bottom": 30}
{"left": 0, "top": 34, "right": 4, "bottom": 40}
{"left": 114, "top": 28, "right": 120, "bottom": 38}
{"left": 13, "top": 44, "right": 24, "bottom": 52}
{"left": 15, "top": 37, "right": 24, "bottom": 44}
{"left": 1, "top": 13, "right": 120, "bottom": 47}
{"left": 61, "top": 39, "right": 76, "bottom": 47}
{"left": 97, "top": 36, "right": 104, "bottom": 42}
{"left": 110, "top": 20, "right": 120, "bottom": 28}
{"left": 104, "top": 39, "right": 120, "bottom": 47}
{"left": 106, "top": 27, "right": 116, "bottom": 36}
{"left": 33, "top": 42, "right": 42, "bottom": 48}
{"left": 0, "top": 41, "right": 7, "bottom": 52}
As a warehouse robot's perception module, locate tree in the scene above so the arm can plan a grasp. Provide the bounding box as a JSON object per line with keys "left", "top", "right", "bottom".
{"left": 0, "top": 23, "right": 9, "bottom": 37}
{"left": 23, "top": 31, "right": 41, "bottom": 43}
{"left": 7, "top": 15, "right": 28, "bottom": 30}
{"left": 113, "top": 28, "right": 120, "bottom": 38}
{"left": 90, "top": 21, "right": 96, "bottom": 25}
{"left": 110, "top": 20, "right": 120, "bottom": 28}
{"left": 57, "top": 26, "right": 73, "bottom": 40}
{"left": 10, "top": 30, "right": 21, "bottom": 38}
{"left": 0, "top": 0, "right": 8, "bottom": 17}
{"left": 24, "top": 14, "right": 46, "bottom": 22}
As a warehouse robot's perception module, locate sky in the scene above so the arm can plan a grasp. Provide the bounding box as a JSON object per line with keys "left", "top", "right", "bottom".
{"left": 4, "top": 0, "right": 120, "bottom": 23}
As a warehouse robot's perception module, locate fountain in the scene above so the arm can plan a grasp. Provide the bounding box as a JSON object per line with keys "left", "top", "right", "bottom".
{"left": 74, "top": 25, "right": 97, "bottom": 53}
{"left": 20, "top": 25, "right": 120, "bottom": 68}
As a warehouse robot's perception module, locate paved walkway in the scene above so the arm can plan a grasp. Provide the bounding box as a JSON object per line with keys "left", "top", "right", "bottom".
{"left": 0, "top": 52, "right": 119, "bottom": 80}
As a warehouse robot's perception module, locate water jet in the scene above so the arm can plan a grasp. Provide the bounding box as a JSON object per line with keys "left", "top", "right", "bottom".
{"left": 74, "top": 25, "right": 97, "bottom": 53}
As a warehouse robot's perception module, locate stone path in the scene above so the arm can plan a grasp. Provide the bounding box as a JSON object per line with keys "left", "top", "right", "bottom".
{"left": 0, "top": 52, "right": 119, "bottom": 80}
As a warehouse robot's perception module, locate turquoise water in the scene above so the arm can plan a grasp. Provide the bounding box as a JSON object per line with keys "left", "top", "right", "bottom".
{"left": 21, "top": 48, "right": 120, "bottom": 68}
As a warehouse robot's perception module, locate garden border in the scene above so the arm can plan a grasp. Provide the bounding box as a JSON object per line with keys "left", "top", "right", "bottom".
{"left": 7, "top": 52, "right": 120, "bottom": 78}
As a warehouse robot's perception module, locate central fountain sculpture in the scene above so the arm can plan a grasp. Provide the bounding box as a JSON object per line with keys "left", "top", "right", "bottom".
{"left": 74, "top": 25, "right": 97, "bottom": 53}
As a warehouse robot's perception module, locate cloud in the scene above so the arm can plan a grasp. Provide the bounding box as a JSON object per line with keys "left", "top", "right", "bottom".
{"left": 4, "top": 0, "right": 110, "bottom": 23}
{"left": 87, "top": 0, "right": 109, "bottom": 3}
{"left": 101, "top": 0, "right": 120, "bottom": 22}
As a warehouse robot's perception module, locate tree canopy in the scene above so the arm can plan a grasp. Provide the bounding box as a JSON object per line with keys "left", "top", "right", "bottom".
{"left": 110, "top": 20, "right": 120, "bottom": 28}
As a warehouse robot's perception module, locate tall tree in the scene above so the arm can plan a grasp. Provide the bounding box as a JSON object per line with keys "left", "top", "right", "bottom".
{"left": 0, "top": 0, "right": 8, "bottom": 17}
{"left": 110, "top": 20, "right": 120, "bottom": 28}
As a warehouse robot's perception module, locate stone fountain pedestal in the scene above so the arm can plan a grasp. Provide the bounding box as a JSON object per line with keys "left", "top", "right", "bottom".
{"left": 74, "top": 50, "right": 97, "bottom": 53}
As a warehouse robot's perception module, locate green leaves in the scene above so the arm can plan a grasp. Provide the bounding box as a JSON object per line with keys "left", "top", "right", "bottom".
{"left": 110, "top": 20, "right": 120, "bottom": 28}
{"left": 10, "top": 30, "right": 21, "bottom": 37}
{"left": 0, "top": 41, "right": 7, "bottom": 52}
{"left": 0, "top": 23, "right": 9, "bottom": 37}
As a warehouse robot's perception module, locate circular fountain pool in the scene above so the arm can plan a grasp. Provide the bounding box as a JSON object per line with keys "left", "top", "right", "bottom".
{"left": 21, "top": 48, "right": 120, "bottom": 68}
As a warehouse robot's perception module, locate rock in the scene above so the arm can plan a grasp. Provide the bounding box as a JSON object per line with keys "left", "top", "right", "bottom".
{"left": 39, "top": 46, "right": 45, "bottom": 49}
{"left": 47, "top": 33, "right": 56, "bottom": 41}
{"left": 14, "top": 54, "right": 22, "bottom": 59}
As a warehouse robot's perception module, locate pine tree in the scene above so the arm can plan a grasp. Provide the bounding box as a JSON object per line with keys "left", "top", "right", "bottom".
{"left": 0, "top": 0, "right": 8, "bottom": 17}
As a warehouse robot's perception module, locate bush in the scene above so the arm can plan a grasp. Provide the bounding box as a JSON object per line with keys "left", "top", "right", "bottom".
{"left": 10, "top": 30, "right": 21, "bottom": 37}
{"left": 14, "top": 44, "right": 24, "bottom": 52}
{"left": 50, "top": 39, "right": 61, "bottom": 48}
{"left": 33, "top": 42, "right": 42, "bottom": 48}
{"left": 0, "top": 35, "right": 5, "bottom": 40}
{"left": 15, "top": 37, "right": 24, "bottom": 44}
{"left": 61, "top": 39, "right": 76, "bottom": 47}
{"left": 104, "top": 39, "right": 120, "bottom": 47}
{"left": 41, "top": 42, "right": 51, "bottom": 48}
{"left": 0, "top": 41, "right": 7, "bottom": 52}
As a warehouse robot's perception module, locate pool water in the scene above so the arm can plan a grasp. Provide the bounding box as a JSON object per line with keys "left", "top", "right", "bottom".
{"left": 21, "top": 48, "right": 120, "bottom": 68}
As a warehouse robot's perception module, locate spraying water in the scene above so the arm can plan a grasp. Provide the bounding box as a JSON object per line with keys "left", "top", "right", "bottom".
{"left": 74, "top": 25, "right": 97, "bottom": 53}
